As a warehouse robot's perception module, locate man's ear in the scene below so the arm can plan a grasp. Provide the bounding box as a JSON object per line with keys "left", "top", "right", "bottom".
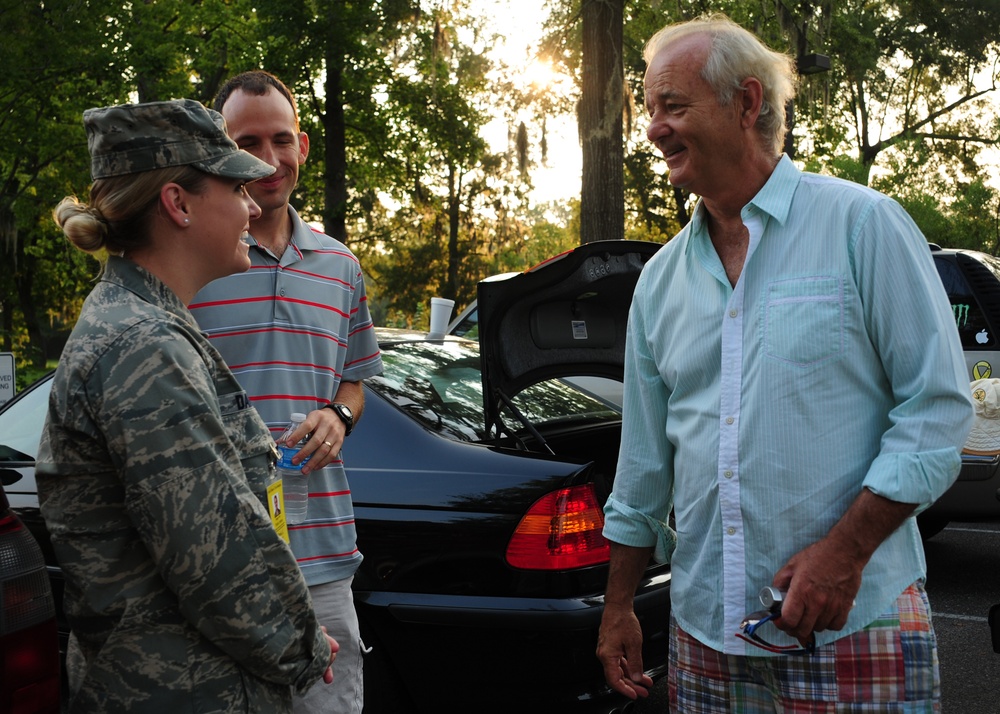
{"left": 739, "top": 77, "right": 765, "bottom": 129}
{"left": 298, "top": 131, "right": 310, "bottom": 165}
{"left": 159, "top": 182, "right": 190, "bottom": 228}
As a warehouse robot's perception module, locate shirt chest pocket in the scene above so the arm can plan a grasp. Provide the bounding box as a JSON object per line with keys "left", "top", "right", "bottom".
{"left": 219, "top": 390, "right": 278, "bottom": 500}
{"left": 763, "top": 277, "right": 844, "bottom": 367}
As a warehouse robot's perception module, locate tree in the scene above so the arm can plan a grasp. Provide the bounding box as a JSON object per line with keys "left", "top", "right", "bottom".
{"left": 0, "top": 0, "right": 270, "bottom": 377}
{"left": 357, "top": 5, "right": 530, "bottom": 324}
{"left": 243, "top": 0, "right": 421, "bottom": 243}
{"left": 7, "top": 0, "right": 999, "bottom": 381}
{"left": 0, "top": 0, "right": 128, "bottom": 374}
{"left": 606, "top": 0, "right": 1000, "bottom": 244}
{"left": 579, "top": 0, "right": 625, "bottom": 243}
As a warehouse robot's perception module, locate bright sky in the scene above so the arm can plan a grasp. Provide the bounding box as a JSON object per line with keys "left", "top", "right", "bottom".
{"left": 474, "top": 0, "right": 581, "bottom": 205}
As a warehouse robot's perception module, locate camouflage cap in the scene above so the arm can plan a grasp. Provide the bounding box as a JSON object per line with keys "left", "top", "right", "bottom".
{"left": 83, "top": 99, "right": 275, "bottom": 181}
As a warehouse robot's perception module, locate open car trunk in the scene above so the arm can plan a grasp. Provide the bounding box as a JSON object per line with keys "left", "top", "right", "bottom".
{"left": 477, "top": 240, "right": 662, "bottom": 443}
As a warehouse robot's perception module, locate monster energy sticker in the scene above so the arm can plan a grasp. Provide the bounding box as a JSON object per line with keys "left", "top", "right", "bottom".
{"left": 953, "top": 303, "right": 970, "bottom": 329}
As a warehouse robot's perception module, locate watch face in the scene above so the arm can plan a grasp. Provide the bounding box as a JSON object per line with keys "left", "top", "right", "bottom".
{"left": 331, "top": 403, "right": 353, "bottom": 434}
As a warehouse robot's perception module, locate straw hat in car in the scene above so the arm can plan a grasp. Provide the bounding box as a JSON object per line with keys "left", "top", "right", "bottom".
{"left": 963, "top": 378, "right": 1000, "bottom": 456}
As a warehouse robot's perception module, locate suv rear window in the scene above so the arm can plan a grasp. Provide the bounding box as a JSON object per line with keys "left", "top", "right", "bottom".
{"left": 934, "top": 256, "right": 995, "bottom": 349}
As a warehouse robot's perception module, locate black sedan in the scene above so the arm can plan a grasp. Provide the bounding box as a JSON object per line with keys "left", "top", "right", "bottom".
{"left": 0, "top": 240, "right": 669, "bottom": 713}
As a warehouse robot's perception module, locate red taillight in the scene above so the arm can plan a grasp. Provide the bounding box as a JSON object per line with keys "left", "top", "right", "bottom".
{"left": 1, "top": 620, "right": 61, "bottom": 713}
{"left": 0, "top": 511, "right": 23, "bottom": 535}
{"left": 0, "top": 508, "right": 61, "bottom": 713}
{"left": 506, "top": 484, "right": 611, "bottom": 570}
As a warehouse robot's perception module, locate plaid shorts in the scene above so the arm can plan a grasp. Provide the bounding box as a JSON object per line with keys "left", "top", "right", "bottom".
{"left": 669, "top": 582, "right": 940, "bottom": 713}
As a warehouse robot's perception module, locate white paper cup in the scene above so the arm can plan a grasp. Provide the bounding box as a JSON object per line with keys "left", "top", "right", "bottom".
{"left": 428, "top": 297, "right": 455, "bottom": 338}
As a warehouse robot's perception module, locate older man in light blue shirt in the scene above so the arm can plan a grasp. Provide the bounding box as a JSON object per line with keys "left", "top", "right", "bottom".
{"left": 597, "top": 15, "right": 974, "bottom": 712}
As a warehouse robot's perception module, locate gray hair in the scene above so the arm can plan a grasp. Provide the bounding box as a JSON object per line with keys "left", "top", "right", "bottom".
{"left": 644, "top": 14, "right": 798, "bottom": 155}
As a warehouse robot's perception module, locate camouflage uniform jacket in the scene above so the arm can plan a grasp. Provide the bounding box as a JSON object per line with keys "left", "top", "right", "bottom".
{"left": 36, "top": 257, "right": 329, "bottom": 713}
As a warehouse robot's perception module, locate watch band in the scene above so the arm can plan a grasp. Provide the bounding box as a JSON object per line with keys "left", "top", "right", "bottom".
{"left": 324, "top": 402, "right": 354, "bottom": 436}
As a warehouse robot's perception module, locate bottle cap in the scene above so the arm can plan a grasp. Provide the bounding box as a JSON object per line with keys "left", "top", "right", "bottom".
{"left": 291, "top": 412, "right": 307, "bottom": 423}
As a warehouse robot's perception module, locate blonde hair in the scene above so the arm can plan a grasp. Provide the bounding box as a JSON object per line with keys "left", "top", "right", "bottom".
{"left": 54, "top": 166, "right": 207, "bottom": 255}
{"left": 644, "top": 14, "right": 798, "bottom": 155}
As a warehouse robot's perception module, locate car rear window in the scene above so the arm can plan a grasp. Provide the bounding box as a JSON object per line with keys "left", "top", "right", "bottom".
{"left": 368, "top": 339, "right": 620, "bottom": 442}
{"left": 935, "top": 256, "right": 996, "bottom": 349}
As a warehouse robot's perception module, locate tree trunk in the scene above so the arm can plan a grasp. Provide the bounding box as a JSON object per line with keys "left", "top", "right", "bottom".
{"left": 672, "top": 186, "right": 691, "bottom": 228}
{"left": 446, "top": 163, "right": 460, "bottom": 301}
{"left": 579, "top": 0, "right": 624, "bottom": 244}
{"left": 14, "top": 255, "right": 45, "bottom": 368}
{"left": 323, "top": 58, "right": 349, "bottom": 243}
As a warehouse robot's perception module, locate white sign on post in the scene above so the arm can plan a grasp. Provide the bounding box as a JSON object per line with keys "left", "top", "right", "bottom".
{"left": 0, "top": 353, "right": 15, "bottom": 407}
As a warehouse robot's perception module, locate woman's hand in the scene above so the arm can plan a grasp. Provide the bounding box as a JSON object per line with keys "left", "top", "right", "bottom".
{"left": 321, "top": 626, "right": 339, "bottom": 684}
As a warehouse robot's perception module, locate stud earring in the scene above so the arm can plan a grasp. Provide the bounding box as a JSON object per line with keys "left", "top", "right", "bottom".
{"left": 183, "top": 218, "right": 190, "bottom": 224}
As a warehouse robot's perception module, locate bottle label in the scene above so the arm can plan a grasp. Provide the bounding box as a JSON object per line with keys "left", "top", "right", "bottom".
{"left": 277, "top": 444, "right": 310, "bottom": 471}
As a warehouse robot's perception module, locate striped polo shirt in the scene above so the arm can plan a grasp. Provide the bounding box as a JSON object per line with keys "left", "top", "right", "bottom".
{"left": 191, "top": 207, "right": 383, "bottom": 585}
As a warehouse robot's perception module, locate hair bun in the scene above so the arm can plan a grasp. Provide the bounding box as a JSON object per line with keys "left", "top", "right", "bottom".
{"left": 54, "top": 196, "right": 110, "bottom": 253}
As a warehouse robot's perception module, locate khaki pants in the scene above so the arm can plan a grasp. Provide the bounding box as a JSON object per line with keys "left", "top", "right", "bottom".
{"left": 294, "top": 576, "right": 365, "bottom": 714}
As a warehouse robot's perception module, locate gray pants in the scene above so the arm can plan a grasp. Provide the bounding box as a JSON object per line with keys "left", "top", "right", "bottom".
{"left": 294, "top": 576, "right": 364, "bottom": 714}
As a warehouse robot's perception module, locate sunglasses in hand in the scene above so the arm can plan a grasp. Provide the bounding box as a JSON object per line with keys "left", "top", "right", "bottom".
{"left": 736, "top": 586, "right": 816, "bottom": 655}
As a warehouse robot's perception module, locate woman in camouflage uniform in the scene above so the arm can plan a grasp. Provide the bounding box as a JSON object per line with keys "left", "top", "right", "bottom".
{"left": 36, "top": 99, "right": 337, "bottom": 713}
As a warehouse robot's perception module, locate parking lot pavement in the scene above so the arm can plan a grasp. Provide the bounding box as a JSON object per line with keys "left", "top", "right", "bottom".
{"left": 634, "top": 521, "right": 1000, "bottom": 712}
{"left": 924, "top": 522, "right": 1000, "bottom": 711}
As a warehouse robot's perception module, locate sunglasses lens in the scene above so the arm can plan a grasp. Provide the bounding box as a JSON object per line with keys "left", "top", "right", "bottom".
{"left": 736, "top": 610, "right": 815, "bottom": 655}
{"left": 739, "top": 610, "right": 774, "bottom": 634}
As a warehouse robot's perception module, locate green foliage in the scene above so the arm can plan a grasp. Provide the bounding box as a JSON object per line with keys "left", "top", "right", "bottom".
{"left": 1, "top": 0, "right": 125, "bottom": 366}
{"left": 804, "top": 154, "right": 870, "bottom": 186}
{"left": 948, "top": 180, "right": 1000, "bottom": 254}
{"left": 3, "top": 0, "right": 999, "bottom": 372}
{"left": 612, "top": 0, "right": 1000, "bottom": 239}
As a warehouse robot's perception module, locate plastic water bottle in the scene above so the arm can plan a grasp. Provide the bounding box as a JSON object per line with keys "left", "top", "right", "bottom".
{"left": 277, "top": 412, "right": 310, "bottom": 524}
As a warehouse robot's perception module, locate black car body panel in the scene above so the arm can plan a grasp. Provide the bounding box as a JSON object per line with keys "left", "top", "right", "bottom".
{"left": 346, "top": 332, "right": 669, "bottom": 709}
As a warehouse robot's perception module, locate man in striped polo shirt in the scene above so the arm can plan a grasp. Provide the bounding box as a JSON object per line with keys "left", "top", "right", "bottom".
{"left": 191, "top": 70, "right": 382, "bottom": 714}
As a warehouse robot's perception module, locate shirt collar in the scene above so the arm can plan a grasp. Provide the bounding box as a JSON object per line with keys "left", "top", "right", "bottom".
{"left": 246, "top": 206, "right": 325, "bottom": 254}
{"left": 685, "top": 154, "right": 801, "bottom": 254}
{"left": 102, "top": 255, "right": 192, "bottom": 323}
{"left": 285, "top": 205, "right": 327, "bottom": 251}
{"left": 745, "top": 154, "right": 799, "bottom": 226}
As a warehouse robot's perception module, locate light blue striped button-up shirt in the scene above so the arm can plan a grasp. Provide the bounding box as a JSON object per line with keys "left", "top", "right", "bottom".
{"left": 604, "top": 156, "right": 974, "bottom": 654}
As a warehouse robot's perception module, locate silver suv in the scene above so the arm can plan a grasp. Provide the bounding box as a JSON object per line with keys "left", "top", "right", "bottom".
{"left": 920, "top": 246, "right": 1000, "bottom": 537}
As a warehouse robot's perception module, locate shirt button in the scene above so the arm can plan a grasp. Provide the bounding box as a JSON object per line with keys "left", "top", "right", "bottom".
{"left": 727, "top": 527, "right": 737, "bottom": 536}
{"left": 729, "top": 309, "right": 738, "bottom": 318}
{"left": 279, "top": 289, "right": 286, "bottom": 296}
{"left": 725, "top": 416, "right": 734, "bottom": 425}
{"left": 724, "top": 470, "right": 733, "bottom": 479}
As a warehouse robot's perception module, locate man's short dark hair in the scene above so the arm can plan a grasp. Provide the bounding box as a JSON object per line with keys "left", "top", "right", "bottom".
{"left": 214, "top": 70, "right": 300, "bottom": 130}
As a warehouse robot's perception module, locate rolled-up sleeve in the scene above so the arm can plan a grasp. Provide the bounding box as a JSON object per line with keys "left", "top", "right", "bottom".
{"left": 604, "top": 273, "right": 677, "bottom": 563}
{"left": 853, "top": 198, "right": 974, "bottom": 508}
